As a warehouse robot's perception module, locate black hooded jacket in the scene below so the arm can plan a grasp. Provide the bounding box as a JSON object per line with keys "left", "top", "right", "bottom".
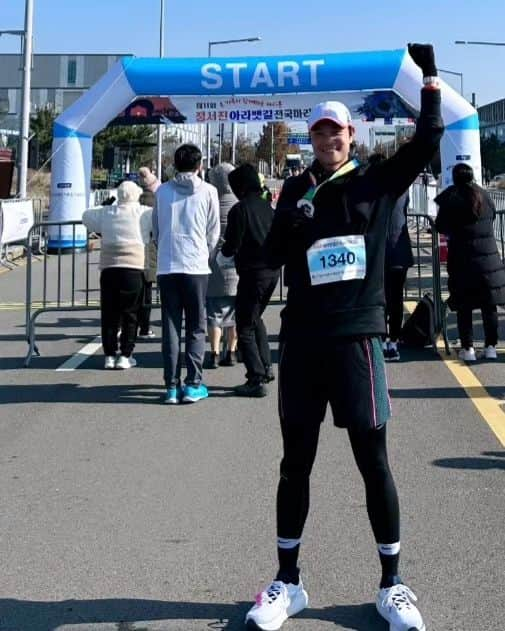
{"left": 266, "top": 89, "right": 444, "bottom": 340}
{"left": 435, "top": 184, "right": 505, "bottom": 310}
{"left": 221, "top": 164, "right": 277, "bottom": 273}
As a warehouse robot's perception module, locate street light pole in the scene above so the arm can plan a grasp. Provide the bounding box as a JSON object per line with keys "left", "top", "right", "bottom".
{"left": 206, "top": 37, "right": 261, "bottom": 170}
{"left": 156, "top": 0, "right": 165, "bottom": 181}
{"left": 270, "top": 123, "right": 274, "bottom": 178}
{"left": 438, "top": 67, "right": 464, "bottom": 96}
{"left": 3, "top": 1, "right": 35, "bottom": 198}
{"left": 205, "top": 41, "right": 212, "bottom": 172}
{"left": 455, "top": 40, "right": 505, "bottom": 46}
{"left": 17, "top": 0, "right": 34, "bottom": 198}
{"left": 0, "top": 29, "right": 26, "bottom": 193}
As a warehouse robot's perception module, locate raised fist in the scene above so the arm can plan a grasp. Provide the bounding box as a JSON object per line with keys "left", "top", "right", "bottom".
{"left": 408, "top": 43, "right": 437, "bottom": 77}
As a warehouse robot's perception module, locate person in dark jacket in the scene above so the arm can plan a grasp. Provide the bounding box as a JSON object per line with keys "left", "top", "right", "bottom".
{"left": 435, "top": 163, "right": 505, "bottom": 361}
{"left": 368, "top": 154, "right": 414, "bottom": 361}
{"left": 221, "top": 163, "right": 280, "bottom": 397}
{"left": 244, "top": 44, "right": 443, "bottom": 631}
{"left": 206, "top": 163, "right": 239, "bottom": 368}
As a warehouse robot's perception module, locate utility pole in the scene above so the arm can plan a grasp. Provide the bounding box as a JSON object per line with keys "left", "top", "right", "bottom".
{"left": 270, "top": 123, "right": 274, "bottom": 178}
{"left": 18, "top": 0, "right": 34, "bottom": 198}
{"left": 231, "top": 122, "right": 237, "bottom": 164}
{"left": 156, "top": 0, "right": 165, "bottom": 181}
{"left": 207, "top": 37, "right": 261, "bottom": 171}
{"left": 218, "top": 123, "right": 223, "bottom": 163}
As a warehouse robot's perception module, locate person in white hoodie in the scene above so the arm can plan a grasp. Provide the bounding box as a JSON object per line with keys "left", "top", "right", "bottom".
{"left": 82, "top": 180, "right": 152, "bottom": 370}
{"left": 153, "top": 144, "right": 220, "bottom": 404}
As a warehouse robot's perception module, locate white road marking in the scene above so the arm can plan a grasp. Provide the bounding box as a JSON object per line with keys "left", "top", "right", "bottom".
{"left": 56, "top": 336, "right": 101, "bottom": 371}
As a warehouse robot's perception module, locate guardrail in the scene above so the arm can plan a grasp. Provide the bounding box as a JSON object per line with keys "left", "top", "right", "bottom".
{"left": 24, "top": 220, "right": 98, "bottom": 366}
{"left": 25, "top": 203, "right": 504, "bottom": 365}
{"left": 488, "top": 189, "right": 505, "bottom": 211}
{"left": 405, "top": 213, "right": 449, "bottom": 353}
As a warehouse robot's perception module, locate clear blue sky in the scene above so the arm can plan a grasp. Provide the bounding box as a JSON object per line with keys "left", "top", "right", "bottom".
{"left": 1, "top": 0, "right": 504, "bottom": 106}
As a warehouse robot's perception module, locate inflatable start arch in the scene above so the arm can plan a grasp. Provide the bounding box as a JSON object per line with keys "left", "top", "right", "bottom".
{"left": 49, "top": 48, "right": 480, "bottom": 248}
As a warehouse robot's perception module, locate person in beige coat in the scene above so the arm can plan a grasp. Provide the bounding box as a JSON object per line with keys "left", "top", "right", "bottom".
{"left": 82, "top": 180, "right": 152, "bottom": 369}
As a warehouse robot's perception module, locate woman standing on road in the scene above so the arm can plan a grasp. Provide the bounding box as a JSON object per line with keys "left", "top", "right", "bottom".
{"left": 435, "top": 163, "right": 505, "bottom": 361}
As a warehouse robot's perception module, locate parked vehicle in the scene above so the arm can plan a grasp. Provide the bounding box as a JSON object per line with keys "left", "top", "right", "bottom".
{"left": 489, "top": 173, "right": 505, "bottom": 189}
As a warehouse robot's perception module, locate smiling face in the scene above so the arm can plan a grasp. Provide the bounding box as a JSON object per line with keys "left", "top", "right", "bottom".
{"left": 310, "top": 120, "right": 355, "bottom": 172}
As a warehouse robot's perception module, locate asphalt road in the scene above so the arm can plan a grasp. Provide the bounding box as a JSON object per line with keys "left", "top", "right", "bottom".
{"left": 0, "top": 256, "right": 504, "bottom": 631}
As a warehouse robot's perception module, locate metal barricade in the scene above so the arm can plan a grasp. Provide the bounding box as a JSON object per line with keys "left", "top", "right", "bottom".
{"left": 489, "top": 189, "right": 505, "bottom": 211}
{"left": 92, "top": 189, "right": 116, "bottom": 206}
{"left": 494, "top": 210, "right": 505, "bottom": 262}
{"left": 24, "top": 220, "right": 99, "bottom": 366}
{"left": 30, "top": 198, "right": 48, "bottom": 253}
{"left": 24, "top": 219, "right": 163, "bottom": 367}
{"left": 405, "top": 213, "right": 449, "bottom": 354}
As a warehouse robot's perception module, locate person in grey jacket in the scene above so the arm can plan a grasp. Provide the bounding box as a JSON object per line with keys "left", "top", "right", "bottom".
{"left": 206, "top": 163, "right": 239, "bottom": 368}
{"left": 153, "top": 144, "right": 220, "bottom": 404}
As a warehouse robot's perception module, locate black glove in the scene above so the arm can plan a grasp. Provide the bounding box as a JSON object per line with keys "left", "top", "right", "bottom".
{"left": 408, "top": 43, "right": 437, "bottom": 77}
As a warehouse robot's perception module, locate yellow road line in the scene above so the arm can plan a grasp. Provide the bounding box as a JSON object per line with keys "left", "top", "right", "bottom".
{"left": 405, "top": 300, "right": 505, "bottom": 446}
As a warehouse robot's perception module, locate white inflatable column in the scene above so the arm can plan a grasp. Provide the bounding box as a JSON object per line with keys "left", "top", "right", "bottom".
{"left": 49, "top": 129, "right": 92, "bottom": 248}
{"left": 440, "top": 115, "right": 481, "bottom": 188}
{"left": 48, "top": 58, "right": 136, "bottom": 248}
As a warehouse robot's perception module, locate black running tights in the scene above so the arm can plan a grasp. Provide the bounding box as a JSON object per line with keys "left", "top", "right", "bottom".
{"left": 277, "top": 423, "right": 400, "bottom": 544}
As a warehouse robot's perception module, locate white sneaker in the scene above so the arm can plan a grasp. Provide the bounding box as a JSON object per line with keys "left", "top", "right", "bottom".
{"left": 138, "top": 330, "right": 156, "bottom": 339}
{"left": 376, "top": 583, "right": 425, "bottom": 631}
{"left": 104, "top": 355, "right": 116, "bottom": 370}
{"left": 483, "top": 345, "right": 497, "bottom": 359}
{"left": 115, "top": 355, "right": 137, "bottom": 369}
{"left": 245, "top": 579, "right": 308, "bottom": 630}
{"left": 458, "top": 347, "right": 476, "bottom": 361}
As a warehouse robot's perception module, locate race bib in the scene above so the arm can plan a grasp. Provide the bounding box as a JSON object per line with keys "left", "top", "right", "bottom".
{"left": 306, "top": 235, "right": 366, "bottom": 285}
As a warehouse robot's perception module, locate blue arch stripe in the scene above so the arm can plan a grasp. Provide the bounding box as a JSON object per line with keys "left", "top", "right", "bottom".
{"left": 54, "top": 123, "right": 91, "bottom": 138}
{"left": 446, "top": 113, "right": 479, "bottom": 131}
{"left": 122, "top": 50, "right": 406, "bottom": 96}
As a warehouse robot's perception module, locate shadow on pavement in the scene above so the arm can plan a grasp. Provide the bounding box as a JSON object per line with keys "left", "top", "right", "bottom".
{"left": 389, "top": 385, "right": 505, "bottom": 399}
{"left": 433, "top": 455, "right": 505, "bottom": 471}
{"left": 0, "top": 384, "right": 242, "bottom": 405}
{"left": 3, "top": 382, "right": 505, "bottom": 407}
{"left": 0, "top": 384, "right": 164, "bottom": 405}
{"left": 207, "top": 385, "right": 239, "bottom": 398}
{"left": 0, "top": 598, "right": 386, "bottom": 631}
{"left": 481, "top": 450, "right": 505, "bottom": 457}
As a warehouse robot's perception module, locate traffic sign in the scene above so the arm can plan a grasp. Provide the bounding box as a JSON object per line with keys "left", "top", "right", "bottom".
{"left": 288, "top": 135, "right": 310, "bottom": 144}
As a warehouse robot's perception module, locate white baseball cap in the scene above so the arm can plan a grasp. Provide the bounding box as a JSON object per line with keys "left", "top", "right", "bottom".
{"left": 308, "top": 101, "right": 353, "bottom": 131}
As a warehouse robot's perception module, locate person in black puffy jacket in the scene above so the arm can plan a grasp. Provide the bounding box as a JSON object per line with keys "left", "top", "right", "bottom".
{"left": 435, "top": 162, "right": 505, "bottom": 361}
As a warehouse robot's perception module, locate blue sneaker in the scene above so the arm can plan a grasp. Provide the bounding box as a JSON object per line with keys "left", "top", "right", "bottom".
{"left": 164, "top": 386, "right": 181, "bottom": 404}
{"left": 182, "top": 383, "right": 209, "bottom": 403}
